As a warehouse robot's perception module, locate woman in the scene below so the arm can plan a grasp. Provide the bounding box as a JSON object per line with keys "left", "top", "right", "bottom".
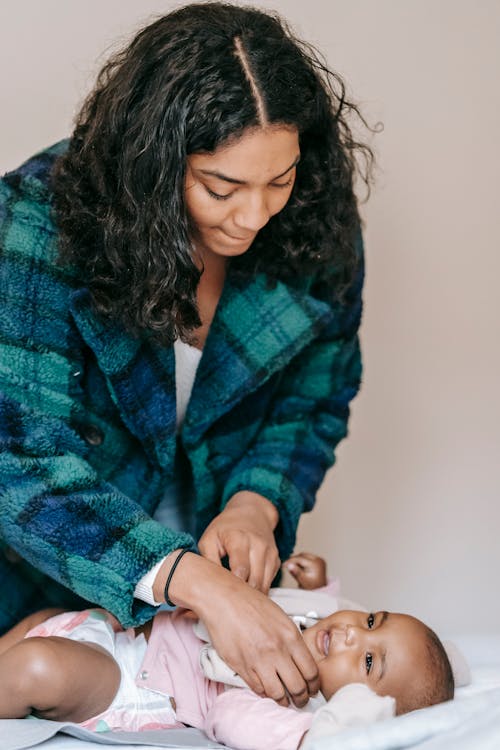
{"left": 0, "top": 2, "right": 371, "bottom": 707}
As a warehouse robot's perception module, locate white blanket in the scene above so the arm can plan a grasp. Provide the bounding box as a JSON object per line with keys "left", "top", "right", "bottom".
{"left": 0, "top": 721, "right": 224, "bottom": 750}
{"left": 308, "top": 687, "right": 500, "bottom": 749}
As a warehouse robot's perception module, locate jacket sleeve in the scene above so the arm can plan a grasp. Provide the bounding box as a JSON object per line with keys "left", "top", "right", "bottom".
{"left": 221, "top": 232, "right": 364, "bottom": 559}
{"left": 204, "top": 688, "right": 312, "bottom": 750}
{"left": 0, "top": 171, "right": 193, "bottom": 627}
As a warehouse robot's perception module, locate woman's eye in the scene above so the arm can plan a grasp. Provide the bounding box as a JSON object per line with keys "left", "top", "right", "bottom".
{"left": 205, "top": 186, "right": 232, "bottom": 201}
{"left": 365, "top": 653, "right": 373, "bottom": 675}
{"left": 272, "top": 176, "right": 294, "bottom": 189}
{"left": 367, "top": 613, "right": 375, "bottom": 629}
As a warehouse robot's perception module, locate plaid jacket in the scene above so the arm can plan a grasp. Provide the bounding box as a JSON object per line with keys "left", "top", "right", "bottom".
{"left": 0, "top": 143, "right": 363, "bottom": 629}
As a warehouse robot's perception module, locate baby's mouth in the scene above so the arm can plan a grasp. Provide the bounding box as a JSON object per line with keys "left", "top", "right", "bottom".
{"left": 316, "top": 629, "right": 330, "bottom": 656}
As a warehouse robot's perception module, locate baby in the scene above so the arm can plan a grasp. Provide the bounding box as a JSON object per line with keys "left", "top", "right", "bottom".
{"left": 0, "top": 554, "right": 454, "bottom": 750}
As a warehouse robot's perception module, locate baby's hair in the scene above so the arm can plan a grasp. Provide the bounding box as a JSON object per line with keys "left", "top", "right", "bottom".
{"left": 397, "top": 625, "right": 454, "bottom": 715}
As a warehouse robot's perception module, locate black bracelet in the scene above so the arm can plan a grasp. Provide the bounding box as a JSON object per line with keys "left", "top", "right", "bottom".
{"left": 164, "top": 548, "right": 191, "bottom": 607}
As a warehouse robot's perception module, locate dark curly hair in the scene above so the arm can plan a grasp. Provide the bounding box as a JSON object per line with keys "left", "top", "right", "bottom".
{"left": 52, "top": 2, "right": 375, "bottom": 345}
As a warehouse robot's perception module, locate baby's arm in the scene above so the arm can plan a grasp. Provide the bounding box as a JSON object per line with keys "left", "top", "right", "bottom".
{"left": 0, "top": 631, "right": 120, "bottom": 722}
{"left": 204, "top": 688, "right": 312, "bottom": 750}
{"left": 204, "top": 684, "right": 395, "bottom": 750}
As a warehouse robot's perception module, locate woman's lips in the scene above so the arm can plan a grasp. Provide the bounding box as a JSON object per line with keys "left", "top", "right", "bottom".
{"left": 220, "top": 229, "right": 255, "bottom": 243}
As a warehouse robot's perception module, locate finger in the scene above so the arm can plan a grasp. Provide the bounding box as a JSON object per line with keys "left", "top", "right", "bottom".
{"left": 248, "top": 540, "right": 278, "bottom": 594}
{"left": 284, "top": 556, "right": 324, "bottom": 588}
{"left": 283, "top": 561, "right": 308, "bottom": 585}
{"left": 179, "top": 609, "right": 198, "bottom": 620}
{"left": 276, "top": 660, "right": 311, "bottom": 709}
{"left": 226, "top": 661, "right": 266, "bottom": 697}
{"left": 290, "top": 552, "right": 318, "bottom": 561}
{"left": 284, "top": 553, "right": 308, "bottom": 566}
{"left": 285, "top": 555, "right": 313, "bottom": 572}
{"left": 255, "top": 667, "right": 289, "bottom": 707}
{"left": 284, "top": 561, "right": 300, "bottom": 576}
{"left": 290, "top": 645, "right": 321, "bottom": 699}
{"left": 260, "top": 551, "right": 281, "bottom": 594}
{"left": 247, "top": 543, "right": 269, "bottom": 591}
{"left": 198, "top": 533, "right": 224, "bottom": 566}
{"left": 244, "top": 668, "right": 265, "bottom": 696}
{"left": 227, "top": 537, "right": 251, "bottom": 581}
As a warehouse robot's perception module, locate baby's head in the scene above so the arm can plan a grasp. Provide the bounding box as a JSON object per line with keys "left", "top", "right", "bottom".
{"left": 302, "top": 609, "right": 454, "bottom": 715}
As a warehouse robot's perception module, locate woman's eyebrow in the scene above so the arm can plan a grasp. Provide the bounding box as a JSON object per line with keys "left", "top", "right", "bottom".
{"left": 198, "top": 154, "right": 301, "bottom": 185}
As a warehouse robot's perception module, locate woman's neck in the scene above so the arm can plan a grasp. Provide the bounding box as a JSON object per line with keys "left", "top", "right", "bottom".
{"left": 192, "top": 251, "right": 227, "bottom": 349}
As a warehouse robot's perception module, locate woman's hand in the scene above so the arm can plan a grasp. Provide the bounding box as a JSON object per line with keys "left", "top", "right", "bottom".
{"left": 197, "top": 491, "right": 281, "bottom": 593}
{"left": 284, "top": 552, "right": 328, "bottom": 590}
{"left": 166, "top": 551, "right": 321, "bottom": 708}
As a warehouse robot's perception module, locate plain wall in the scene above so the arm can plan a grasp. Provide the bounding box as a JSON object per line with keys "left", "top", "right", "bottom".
{"left": 1, "top": 1, "right": 499, "bottom": 635}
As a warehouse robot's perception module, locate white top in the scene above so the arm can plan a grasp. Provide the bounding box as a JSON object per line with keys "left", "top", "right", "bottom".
{"left": 174, "top": 338, "right": 203, "bottom": 430}
{"left": 133, "top": 338, "right": 202, "bottom": 606}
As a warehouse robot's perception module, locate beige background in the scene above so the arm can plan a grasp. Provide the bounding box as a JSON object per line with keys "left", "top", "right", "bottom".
{"left": 1, "top": 1, "right": 499, "bottom": 635}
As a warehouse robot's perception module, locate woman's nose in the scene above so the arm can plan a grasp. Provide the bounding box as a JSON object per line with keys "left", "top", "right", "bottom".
{"left": 233, "top": 192, "right": 270, "bottom": 232}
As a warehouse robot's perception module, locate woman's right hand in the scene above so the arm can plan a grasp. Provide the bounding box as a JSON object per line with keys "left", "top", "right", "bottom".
{"left": 162, "top": 551, "right": 320, "bottom": 708}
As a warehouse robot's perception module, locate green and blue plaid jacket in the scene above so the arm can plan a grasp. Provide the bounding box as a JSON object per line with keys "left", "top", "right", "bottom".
{"left": 0, "top": 143, "right": 363, "bottom": 631}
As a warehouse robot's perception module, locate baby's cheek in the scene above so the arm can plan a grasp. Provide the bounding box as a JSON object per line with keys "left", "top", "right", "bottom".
{"left": 319, "top": 654, "right": 368, "bottom": 700}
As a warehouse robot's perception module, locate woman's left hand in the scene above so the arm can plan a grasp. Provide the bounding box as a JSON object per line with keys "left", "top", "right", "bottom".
{"left": 198, "top": 491, "right": 281, "bottom": 593}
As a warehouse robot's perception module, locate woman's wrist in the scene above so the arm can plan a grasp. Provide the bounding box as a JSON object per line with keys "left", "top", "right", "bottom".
{"left": 225, "top": 490, "right": 279, "bottom": 530}
{"left": 151, "top": 549, "right": 230, "bottom": 611}
{"left": 151, "top": 548, "right": 194, "bottom": 604}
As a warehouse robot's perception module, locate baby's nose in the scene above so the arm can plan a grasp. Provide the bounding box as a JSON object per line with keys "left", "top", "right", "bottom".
{"left": 331, "top": 625, "right": 352, "bottom": 645}
{"left": 344, "top": 625, "right": 364, "bottom": 646}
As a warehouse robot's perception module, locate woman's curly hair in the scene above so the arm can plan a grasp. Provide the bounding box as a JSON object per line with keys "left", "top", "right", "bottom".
{"left": 52, "top": 2, "right": 375, "bottom": 345}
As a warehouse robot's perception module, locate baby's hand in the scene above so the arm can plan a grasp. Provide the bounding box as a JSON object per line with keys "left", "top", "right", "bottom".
{"left": 283, "top": 553, "right": 327, "bottom": 590}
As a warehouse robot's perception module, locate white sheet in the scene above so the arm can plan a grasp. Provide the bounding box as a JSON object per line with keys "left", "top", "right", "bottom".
{"left": 0, "top": 723, "right": 225, "bottom": 750}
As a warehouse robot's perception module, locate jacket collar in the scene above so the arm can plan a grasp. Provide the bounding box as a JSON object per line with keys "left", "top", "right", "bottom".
{"left": 70, "top": 273, "right": 333, "bottom": 463}
{"left": 183, "top": 273, "right": 333, "bottom": 443}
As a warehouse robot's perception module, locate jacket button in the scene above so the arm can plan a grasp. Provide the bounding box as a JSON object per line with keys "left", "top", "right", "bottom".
{"left": 81, "top": 424, "right": 104, "bottom": 446}
{"left": 4, "top": 547, "right": 22, "bottom": 564}
{"left": 140, "top": 670, "right": 149, "bottom": 680}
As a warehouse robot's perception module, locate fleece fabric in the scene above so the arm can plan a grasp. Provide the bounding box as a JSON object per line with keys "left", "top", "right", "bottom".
{"left": 0, "top": 143, "right": 363, "bottom": 630}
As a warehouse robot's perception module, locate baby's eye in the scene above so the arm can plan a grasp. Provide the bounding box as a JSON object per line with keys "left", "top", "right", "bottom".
{"left": 365, "top": 653, "right": 373, "bottom": 675}
{"left": 367, "top": 613, "right": 375, "bottom": 629}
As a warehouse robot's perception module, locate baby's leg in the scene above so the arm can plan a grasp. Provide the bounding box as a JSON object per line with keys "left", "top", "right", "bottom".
{"left": 0, "top": 609, "right": 66, "bottom": 656}
{"left": 0, "top": 635, "right": 121, "bottom": 723}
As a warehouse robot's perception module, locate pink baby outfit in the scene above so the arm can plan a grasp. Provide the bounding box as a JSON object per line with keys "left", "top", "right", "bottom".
{"left": 26, "top": 606, "right": 313, "bottom": 749}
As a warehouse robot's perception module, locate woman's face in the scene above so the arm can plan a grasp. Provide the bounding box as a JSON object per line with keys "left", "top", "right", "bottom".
{"left": 184, "top": 126, "right": 300, "bottom": 261}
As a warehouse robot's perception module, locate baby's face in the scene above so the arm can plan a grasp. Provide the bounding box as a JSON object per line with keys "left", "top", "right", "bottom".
{"left": 302, "top": 610, "right": 429, "bottom": 702}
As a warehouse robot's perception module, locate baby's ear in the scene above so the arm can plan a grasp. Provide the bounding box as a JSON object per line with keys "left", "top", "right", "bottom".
{"left": 442, "top": 640, "right": 471, "bottom": 687}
